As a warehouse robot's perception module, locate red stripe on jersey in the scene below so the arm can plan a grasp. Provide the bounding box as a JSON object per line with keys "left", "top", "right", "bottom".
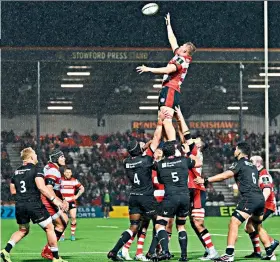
{"left": 61, "top": 177, "right": 81, "bottom": 200}
{"left": 188, "top": 168, "right": 205, "bottom": 191}
{"left": 166, "top": 88, "right": 175, "bottom": 108}
{"left": 48, "top": 162, "right": 59, "bottom": 169}
{"left": 259, "top": 168, "right": 276, "bottom": 211}
{"left": 152, "top": 170, "right": 164, "bottom": 190}
{"left": 145, "top": 147, "right": 154, "bottom": 158}
{"left": 162, "top": 54, "right": 192, "bottom": 92}
{"left": 45, "top": 174, "right": 58, "bottom": 181}
{"left": 191, "top": 145, "right": 198, "bottom": 156}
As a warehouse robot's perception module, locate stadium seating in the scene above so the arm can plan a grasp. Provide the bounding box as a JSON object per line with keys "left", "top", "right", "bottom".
{"left": 1, "top": 129, "right": 280, "bottom": 207}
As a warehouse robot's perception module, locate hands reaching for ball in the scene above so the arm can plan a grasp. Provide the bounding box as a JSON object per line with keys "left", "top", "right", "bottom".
{"left": 136, "top": 65, "right": 150, "bottom": 74}
{"left": 165, "top": 13, "right": 171, "bottom": 26}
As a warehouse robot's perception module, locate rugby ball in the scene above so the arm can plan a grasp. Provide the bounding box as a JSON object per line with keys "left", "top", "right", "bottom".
{"left": 142, "top": 3, "right": 159, "bottom": 16}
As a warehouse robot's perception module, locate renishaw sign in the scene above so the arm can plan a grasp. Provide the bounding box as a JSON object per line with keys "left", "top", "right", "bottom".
{"left": 188, "top": 121, "right": 239, "bottom": 129}
{"left": 131, "top": 121, "right": 239, "bottom": 130}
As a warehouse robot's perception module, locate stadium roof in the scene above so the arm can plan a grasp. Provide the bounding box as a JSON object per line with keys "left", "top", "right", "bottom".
{"left": 2, "top": 47, "right": 280, "bottom": 119}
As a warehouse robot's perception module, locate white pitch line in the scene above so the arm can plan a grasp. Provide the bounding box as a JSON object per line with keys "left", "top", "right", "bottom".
{"left": 96, "top": 226, "right": 119, "bottom": 228}
{"left": 211, "top": 234, "right": 231, "bottom": 237}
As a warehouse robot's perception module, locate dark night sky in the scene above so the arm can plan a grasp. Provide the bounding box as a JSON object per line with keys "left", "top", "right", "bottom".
{"left": 2, "top": 1, "right": 280, "bottom": 48}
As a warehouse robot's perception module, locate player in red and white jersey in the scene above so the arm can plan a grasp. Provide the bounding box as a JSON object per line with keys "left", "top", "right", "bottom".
{"left": 60, "top": 167, "right": 84, "bottom": 241}
{"left": 136, "top": 13, "right": 196, "bottom": 142}
{"left": 175, "top": 106, "right": 219, "bottom": 260}
{"left": 41, "top": 149, "right": 69, "bottom": 260}
{"left": 153, "top": 148, "right": 165, "bottom": 203}
{"left": 244, "top": 155, "right": 278, "bottom": 259}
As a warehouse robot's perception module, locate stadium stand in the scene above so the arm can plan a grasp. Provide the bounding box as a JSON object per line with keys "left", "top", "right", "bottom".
{"left": 1, "top": 129, "right": 280, "bottom": 206}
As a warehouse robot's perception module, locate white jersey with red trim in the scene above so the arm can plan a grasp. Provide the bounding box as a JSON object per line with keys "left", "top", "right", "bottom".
{"left": 61, "top": 177, "right": 82, "bottom": 202}
{"left": 43, "top": 162, "right": 61, "bottom": 192}
{"left": 188, "top": 146, "right": 205, "bottom": 191}
{"left": 152, "top": 170, "right": 165, "bottom": 202}
{"left": 259, "top": 168, "right": 276, "bottom": 212}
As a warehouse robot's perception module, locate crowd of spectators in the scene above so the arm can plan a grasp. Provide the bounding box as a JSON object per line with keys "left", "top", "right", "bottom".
{"left": 1, "top": 129, "right": 153, "bottom": 206}
{"left": 1, "top": 141, "right": 13, "bottom": 203}
{"left": 1, "top": 128, "right": 280, "bottom": 206}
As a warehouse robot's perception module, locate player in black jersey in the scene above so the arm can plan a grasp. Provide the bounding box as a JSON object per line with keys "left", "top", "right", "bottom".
{"left": 151, "top": 140, "right": 202, "bottom": 261}
{"left": 195, "top": 142, "right": 279, "bottom": 262}
{"left": 108, "top": 114, "right": 164, "bottom": 261}
{"left": 1, "top": 147, "right": 68, "bottom": 262}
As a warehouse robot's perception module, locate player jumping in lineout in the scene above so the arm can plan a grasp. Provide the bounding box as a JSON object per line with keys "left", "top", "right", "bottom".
{"left": 136, "top": 13, "right": 196, "bottom": 142}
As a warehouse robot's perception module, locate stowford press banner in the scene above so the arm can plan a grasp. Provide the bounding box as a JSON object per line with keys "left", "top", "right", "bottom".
{"left": 131, "top": 121, "right": 239, "bottom": 130}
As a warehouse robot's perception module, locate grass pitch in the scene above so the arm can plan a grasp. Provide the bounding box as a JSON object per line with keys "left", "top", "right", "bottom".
{"left": 1, "top": 217, "right": 280, "bottom": 261}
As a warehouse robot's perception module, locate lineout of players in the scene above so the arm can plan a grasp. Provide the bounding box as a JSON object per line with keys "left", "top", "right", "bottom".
{"left": 108, "top": 12, "right": 279, "bottom": 262}
{"left": 1, "top": 12, "right": 279, "bottom": 262}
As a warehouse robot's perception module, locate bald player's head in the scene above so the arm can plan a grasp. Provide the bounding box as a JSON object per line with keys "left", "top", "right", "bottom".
{"left": 250, "top": 155, "right": 263, "bottom": 170}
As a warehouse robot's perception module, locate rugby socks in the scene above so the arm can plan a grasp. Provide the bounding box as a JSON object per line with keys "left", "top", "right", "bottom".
{"left": 123, "top": 236, "right": 135, "bottom": 251}
{"left": 148, "top": 234, "right": 159, "bottom": 254}
{"left": 157, "top": 229, "right": 169, "bottom": 252}
{"left": 136, "top": 232, "right": 146, "bottom": 255}
{"left": 50, "top": 247, "right": 59, "bottom": 259}
{"left": 178, "top": 230, "right": 188, "bottom": 257}
{"left": 4, "top": 240, "right": 15, "bottom": 253}
{"left": 200, "top": 229, "right": 215, "bottom": 250}
{"left": 249, "top": 232, "right": 261, "bottom": 254}
{"left": 71, "top": 223, "right": 77, "bottom": 236}
{"left": 55, "top": 229, "right": 64, "bottom": 241}
{"left": 190, "top": 220, "right": 206, "bottom": 248}
{"left": 265, "top": 246, "right": 273, "bottom": 257}
{"left": 167, "top": 231, "right": 172, "bottom": 241}
{"left": 112, "top": 229, "right": 133, "bottom": 253}
{"left": 226, "top": 245, "right": 235, "bottom": 256}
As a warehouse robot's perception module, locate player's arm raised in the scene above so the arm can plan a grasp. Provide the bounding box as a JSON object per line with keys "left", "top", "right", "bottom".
{"left": 182, "top": 142, "right": 202, "bottom": 168}
{"left": 150, "top": 110, "right": 173, "bottom": 152}
{"left": 136, "top": 63, "right": 177, "bottom": 75}
{"left": 165, "top": 13, "right": 179, "bottom": 52}
{"left": 175, "top": 106, "right": 195, "bottom": 152}
{"left": 150, "top": 111, "right": 166, "bottom": 152}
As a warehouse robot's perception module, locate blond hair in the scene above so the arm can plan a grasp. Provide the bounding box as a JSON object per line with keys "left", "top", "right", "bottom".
{"left": 20, "top": 147, "right": 34, "bottom": 161}
{"left": 185, "top": 42, "right": 196, "bottom": 56}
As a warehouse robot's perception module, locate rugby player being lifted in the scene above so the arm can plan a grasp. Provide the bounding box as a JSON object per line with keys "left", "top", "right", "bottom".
{"left": 136, "top": 13, "right": 196, "bottom": 142}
